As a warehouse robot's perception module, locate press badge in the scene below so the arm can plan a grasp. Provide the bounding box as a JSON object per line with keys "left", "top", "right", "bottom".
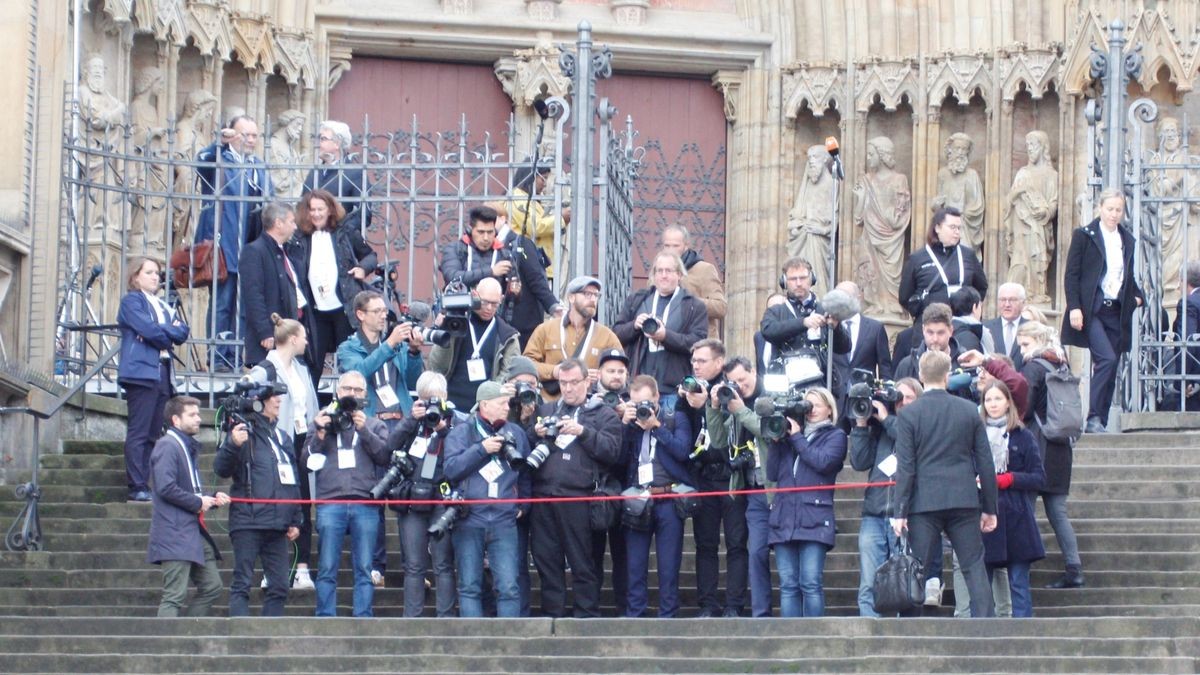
{"left": 467, "top": 358, "right": 487, "bottom": 382}
{"left": 294, "top": 417, "right": 307, "bottom": 436}
{"left": 277, "top": 463, "right": 297, "bottom": 486}
{"left": 694, "top": 428, "right": 710, "bottom": 453}
{"left": 638, "top": 462, "right": 654, "bottom": 486}
{"left": 376, "top": 384, "right": 400, "bottom": 410}
{"left": 478, "top": 458, "right": 504, "bottom": 484}
{"left": 408, "top": 436, "right": 430, "bottom": 459}
{"left": 337, "top": 447, "right": 357, "bottom": 470}
{"left": 877, "top": 453, "right": 898, "bottom": 478}
{"left": 555, "top": 434, "right": 577, "bottom": 450}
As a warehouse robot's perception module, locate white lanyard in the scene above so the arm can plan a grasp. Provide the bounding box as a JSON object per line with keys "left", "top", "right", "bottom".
{"left": 466, "top": 245, "right": 499, "bottom": 272}
{"left": 559, "top": 316, "right": 596, "bottom": 361}
{"left": 167, "top": 430, "right": 201, "bottom": 494}
{"left": 925, "top": 244, "right": 964, "bottom": 290}
{"left": 651, "top": 288, "right": 679, "bottom": 324}
{"left": 468, "top": 317, "right": 497, "bottom": 359}
{"left": 337, "top": 430, "right": 359, "bottom": 453}
{"left": 267, "top": 429, "right": 292, "bottom": 466}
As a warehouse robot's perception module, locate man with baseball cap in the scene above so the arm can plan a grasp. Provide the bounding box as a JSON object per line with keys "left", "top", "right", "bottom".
{"left": 524, "top": 275, "right": 622, "bottom": 401}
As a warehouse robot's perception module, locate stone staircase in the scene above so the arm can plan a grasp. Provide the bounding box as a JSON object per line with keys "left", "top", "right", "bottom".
{"left": 0, "top": 430, "right": 1197, "bottom": 672}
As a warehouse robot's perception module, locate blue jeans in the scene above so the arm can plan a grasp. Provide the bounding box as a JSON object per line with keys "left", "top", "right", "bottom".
{"left": 453, "top": 522, "right": 520, "bottom": 617}
{"left": 1002, "top": 561, "right": 1033, "bottom": 617}
{"left": 857, "top": 515, "right": 899, "bottom": 617}
{"left": 1040, "top": 492, "right": 1082, "bottom": 569}
{"left": 774, "top": 540, "right": 827, "bottom": 617}
{"left": 315, "top": 503, "right": 380, "bottom": 617}
{"left": 745, "top": 494, "right": 773, "bottom": 617}
{"left": 625, "top": 501, "right": 683, "bottom": 617}
{"left": 209, "top": 273, "right": 240, "bottom": 370}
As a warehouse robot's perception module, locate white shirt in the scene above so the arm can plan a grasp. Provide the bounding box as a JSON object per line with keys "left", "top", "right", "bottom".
{"left": 1100, "top": 225, "right": 1125, "bottom": 300}
{"left": 1003, "top": 319, "right": 1018, "bottom": 356}
{"left": 308, "top": 230, "right": 342, "bottom": 311}
{"left": 281, "top": 358, "right": 310, "bottom": 433}
{"left": 844, "top": 313, "right": 861, "bottom": 357}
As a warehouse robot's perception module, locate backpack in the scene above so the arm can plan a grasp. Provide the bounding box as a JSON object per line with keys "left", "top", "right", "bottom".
{"left": 1034, "top": 358, "right": 1084, "bottom": 446}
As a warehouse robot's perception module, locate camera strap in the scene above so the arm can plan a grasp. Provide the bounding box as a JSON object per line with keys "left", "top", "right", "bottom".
{"left": 268, "top": 428, "right": 297, "bottom": 485}
{"left": 646, "top": 288, "right": 679, "bottom": 353}
{"left": 560, "top": 315, "right": 595, "bottom": 361}
{"left": 924, "top": 244, "right": 964, "bottom": 294}
{"left": 167, "top": 430, "right": 202, "bottom": 496}
{"left": 468, "top": 317, "right": 497, "bottom": 359}
{"left": 465, "top": 245, "right": 499, "bottom": 274}
{"left": 637, "top": 430, "right": 657, "bottom": 486}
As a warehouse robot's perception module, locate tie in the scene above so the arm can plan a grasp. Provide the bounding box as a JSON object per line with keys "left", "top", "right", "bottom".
{"left": 1004, "top": 321, "right": 1016, "bottom": 355}
{"left": 638, "top": 431, "right": 652, "bottom": 465}
{"left": 845, "top": 319, "right": 856, "bottom": 356}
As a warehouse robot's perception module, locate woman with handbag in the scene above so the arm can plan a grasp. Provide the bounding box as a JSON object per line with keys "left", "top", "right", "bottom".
{"left": 979, "top": 381, "right": 1045, "bottom": 617}
{"left": 294, "top": 189, "right": 377, "bottom": 385}
{"left": 766, "top": 386, "right": 847, "bottom": 617}
{"left": 118, "top": 256, "right": 190, "bottom": 502}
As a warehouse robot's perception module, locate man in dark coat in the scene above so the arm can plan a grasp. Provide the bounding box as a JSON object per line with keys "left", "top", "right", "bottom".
{"left": 1170, "top": 261, "right": 1200, "bottom": 411}
{"left": 304, "top": 120, "right": 371, "bottom": 230}
{"left": 759, "top": 257, "right": 851, "bottom": 392}
{"left": 984, "top": 282, "right": 1029, "bottom": 370}
{"left": 147, "top": 396, "right": 229, "bottom": 617}
{"left": 892, "top": 350, "right": 999, "bottom": 618}
{"left": 239, "top": 202, "right": 312, "bottom": 366}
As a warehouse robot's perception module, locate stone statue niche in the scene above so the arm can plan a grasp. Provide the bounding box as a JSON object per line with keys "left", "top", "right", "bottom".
{"left": 268, "top": 109, "right": 306, "bottom": 199}
{"left": 129, "top": 65, "right": 167, "bottom": 252}
{"left": 171, "top": 88, "right": 219, "bottom": 247}
{"left": 1004, "top": 130, "right": 1059, "bottom": 305}
{"left": 786, "top": 144, "right": 835, "bottom": 290}
{"left": 1147, "top": 116, "right": 1200, "bottom": 310}
{"left": 931, "top": 132, "right": 985, "bottom": 252}
{"left": 77, "top": 53, "right": 126, "bottom": 233}
{"left": 852, "top": 135, "right": 912, "bottom": 319}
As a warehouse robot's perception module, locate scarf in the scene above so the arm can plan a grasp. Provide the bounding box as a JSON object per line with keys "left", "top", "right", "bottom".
{"left": 803, "top": 418, "right": 833, "bottom": 441}
{"left": 985, "top": 416, "right": 1009, "bottom": 474}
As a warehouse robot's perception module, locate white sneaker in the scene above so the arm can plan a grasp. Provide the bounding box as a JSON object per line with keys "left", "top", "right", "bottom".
{"left": 370, "top": 569, "right": 385, "bottom": 588}
{"left": 260, "top": 576, "right": 269, "bottom": 590}
{"left": 923, "top": 578, "right": 943, "bottom": 606}
{"left": 292, "top": 567, "right": 314, "bottom": 590}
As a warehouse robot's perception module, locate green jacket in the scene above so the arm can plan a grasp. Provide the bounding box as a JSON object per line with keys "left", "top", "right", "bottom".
{"left": 706, "top": 403, "right": 772, "bottom": 497}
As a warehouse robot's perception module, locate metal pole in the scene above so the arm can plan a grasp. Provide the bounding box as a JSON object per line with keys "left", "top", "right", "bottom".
{"left": 1103, "top": 19, "right": 1127, "bottom": 191}
{"left": 570, "top": 21, "right": 594, "bottom": 280}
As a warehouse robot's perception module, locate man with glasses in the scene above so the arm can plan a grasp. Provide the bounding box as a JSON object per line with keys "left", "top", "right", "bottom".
{"left": 303, "top": 120, "right": 371, "bottom": 230}
{"left": 527, "top": 358, "right": 623, "bottom": 617}
{"left": 524, "top": 275, "right": 622, "bottom": 401}
{"left": 614, "top": 251, "right": 709, "bottom": 410}
{"left": 428, "top": 277, "right": 522, "bottom": 412}
{"left": 984, "top": 282, "right": 1029, "bottom": 369}
{"left": 760, "top": 257, "right": 850, "bottom": 392}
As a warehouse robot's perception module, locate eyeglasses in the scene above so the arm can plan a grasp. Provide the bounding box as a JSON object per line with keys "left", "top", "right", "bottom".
{"left": 364, "top": 307, "right": 388, "bottom": 315}
{"left": 941, "top": 223, "right": 963, "bottom": 231}
{"left": 785, "top": 275, "right": 810, "bottom": 283}
{"left": 578, "top": 291, "right": 601, "bottom": 299}
{"left": 338, "top": 386, "right": 366, "bottom": 394}
{"left": 558, "top": 378, "right": 586, "bottom": 388}
{"left": 479, "top": 299, "right": 501, "bottom": 309}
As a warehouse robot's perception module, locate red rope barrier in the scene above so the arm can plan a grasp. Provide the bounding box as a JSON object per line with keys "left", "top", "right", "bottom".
{"left": 226, "top": 480, "right": 896, "bottom": 507}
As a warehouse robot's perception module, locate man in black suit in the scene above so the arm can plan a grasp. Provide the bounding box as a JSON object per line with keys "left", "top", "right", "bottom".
{"left": 984, "top": 282, "right": 1028, "bottom": 370}
{"left": 891, "top": 350, "right": 998, "bottom": 618}
{"left": 832, "top": 281, "right": 893, "bottom": 381}
{"left": 304, "top": 120, "right": 370, "bottom": 230}
{"left": 1169, "top": 261, "right": 1200, "bottom": 411}
{"left": 239, "top": 202, "right": 310, "bottom": 366}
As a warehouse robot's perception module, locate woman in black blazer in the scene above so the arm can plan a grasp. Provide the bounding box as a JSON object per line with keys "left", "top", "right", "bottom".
{"left": 898, "top": 206, "right": 988, "bottom": 322}
{"left": 294, "top": 189, "right": 377, "bottom": 385}
{"left": 117, "top": 256, "right": 189, "bottom": 502}
{"left": 1061, "top": 189, "right": 1144, "bottom": 432}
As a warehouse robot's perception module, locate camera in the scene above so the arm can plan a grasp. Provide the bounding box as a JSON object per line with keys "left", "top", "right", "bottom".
{"left": 634, "top": 400, "right": 656, "bottom": 422}
{"left": 396, "top": 312, "right": 453, "bottom": 348}
{"left": 524, "top": 442, "right": 553, "bottom": 470}
{"left": 729, "top": 446, "right": 756, "bottom": 472}
{"left": 846, "top": 369, "right": 904, "bottom": 419}
{"left": 439, "top": 285, "right": 482, "bottom": 336}
{"left": 715, "top": 383, "right": 737, "bottom": 407}
{"left": 427, "top": 487, "right": 468, "bottom": 539}
{"left": 218, "top": 378, "right": 289, "bottom": 431}
{"left": 512, "top": 381, "right": 541, "bottom": 408}
{"left": 420, "top": 397, "right": 453, "bottom": 430}
{"left": 370, "top": 449, "right": 416, "bottom": 500}
{"left": 538, "top": 415, "right": 561, "bottom": 439}
{"left": 679, "top": 376, "right": 704, "bottom": 395}
{"left": 642, "top": 317, "right": 661, "bottom": 336}
{"left": 322, "top": 396, "right": 361, "bottom": 433}
{"left": 948, "top": 366, "right": 981, "bottom": 394}
{"left": 755, "top": 395, "right": 814, "bottom": 441}
{"left": 495, "top": 428, "right": 524, "bottom": 468}
{"left": 600, "top": 389, "right": 630, "bottom": 407}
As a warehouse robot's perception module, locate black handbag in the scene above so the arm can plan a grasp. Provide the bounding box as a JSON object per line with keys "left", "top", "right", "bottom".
{"left": 872, "top": 535, "right": 925, "bottom": 614}
{"left": 671, "top": 483, "right": 701, "bottom": 520}
{"left": 620, "top": 487, "right": 654, "bottom": 531}
{"left": 589, "top": 473, "right": 623, "bottom": 531}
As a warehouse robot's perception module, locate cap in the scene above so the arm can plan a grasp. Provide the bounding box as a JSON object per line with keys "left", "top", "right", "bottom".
{"left": 475, "top": 381, "right": 506, "bottom": 403}
{"left": 506, "top": 356, "right": 539, "bottom": 381}
{"left": 566, "top": 275, "right": 603, "bottom": 295}
{"left": 597, "top": 348, "right": 629, "bottom": 368}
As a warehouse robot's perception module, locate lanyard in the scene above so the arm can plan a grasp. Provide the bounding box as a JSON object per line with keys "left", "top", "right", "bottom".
{"left": 651, "top": 288, "right": 679, "bottom": 324}
{"left": 468, "top": 317, "right": 497, "bottom": 359}
{"left": 337, "top": 430, "right": 359, "bottom": 453}
{"left": 639, "top": 429, "right": 658, "bottom": 462}
{"left": 925, "top": 244, "right": 964, "bottom": 290}
{"left": 560, "top": 315, "right": 596, "bottom": 362}
{"left": 466, "top": 245, "right": 499, "bottom": 272}
{"left": 267, "top": 429, "right": 292, "bottom": 466}
{"left": 167, "top": 430, "right": 202, "bottom": 494}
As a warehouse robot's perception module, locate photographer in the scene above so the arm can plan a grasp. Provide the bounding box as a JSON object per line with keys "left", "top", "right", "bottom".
{"left": 959, "top": 349, "right": 1029, "bottom": 418}
{"left": 591, "top": 349, "right": 631, "bottom": 408}
{"left": 848, "top": 377, "right": 923, "bottom": 617}
{"left": 428, "top": 277, "right": 522, "bottom": 412}
{"left": 337, "top": 290, "right": 424, "bottom": 423}
{"left": 529, "top": 358, "right": 623, "bottom": 618}
{"left": 440, "top": 206, "right": 518, "bottom": 291}
{"left": 501, "top": 356, "right": 542, "bottom": 616}
{"left": 443, "top": 381, "right": 532, "bottom": 618}
{"left": 213, "top": 382, "right": 302, "bottom": 617}
{"left": 384, "top": 372, "right": 464, "bottom": 617}
{"left": 301, "top": 371, "right": 391, "bottom": 617}
{"left": 486, "top": 201, "right": 563, "bottom": 348}
{"left": 621, "top": 375, "right": 694, "bottom": 618}
{"left": 703, "top": 356, "right": 761, "bottom": 617}
{"left": 759, "top": 258, "right": 851, "bottom": 376}
{"left": 524, "top": 275, "right": 621, "bottom": 400}
{"left": 588, "top": 347, "right": 631, "bottom": 614}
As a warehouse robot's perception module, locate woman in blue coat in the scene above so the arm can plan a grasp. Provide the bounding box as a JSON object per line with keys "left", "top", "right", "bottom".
{"left": 118, "top": 257, "right": 190, "bottom": 502}
{"left": 980, "top": 381, "right": 1045, "bottom": 617}
{"left": 766, "top": 386, "right": 847, "bottom": 617}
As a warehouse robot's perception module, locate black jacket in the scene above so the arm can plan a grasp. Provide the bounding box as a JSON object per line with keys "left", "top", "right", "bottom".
{"left": 439, "top": 236, "right": 514, "bottom": 289}
{"left": 294, "top": 221, "right": 377, "bottom": 319}
{"left": 239, "top": 234, "right": 314, "bottom": 366}
{"left": 301, "top": 418, "right": 392, "bottom": 499}
{"left": 612, "top": 287, "right": 709, "bottom": 390}
{"left": 1061, "top": 219, "right": 1145, "bottom": 352}
{"left": 759, "top": 295, "right": 852, "bottom": 356}
{"left": 213, "top": 417, "right": 302, "bottom": 533}
{"left": 848, "top": 417, "right": 898, "bottom": 517}
{"left": 304, "top": 165, "right": 371, "bottom": 230}
{"left": 898, "top": 242, "right": 988, "bottom": 319}
{"left": 530, "top": 400, "right": 624, "bottom": 496}
{"left": 984, "top": 317, "right": 1028, "bottom": 370}
{"left": 498, "top": 230, "right": 559, "bottom": 336}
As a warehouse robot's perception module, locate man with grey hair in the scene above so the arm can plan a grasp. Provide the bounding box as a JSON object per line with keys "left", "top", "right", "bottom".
{"left": 239, "top": 201, "right": 309, "bottom": 366}
{"left": 932, "top": 132, "right": 986, "bottom": 251}
{"left": 662, "top": 224, "right": 727, "bottom": 340}
{"left": 304, "top": 119, "right": 371, "bottom": 229}
{"left": 984, "top": 282, "right": 1029, "bottom": 369}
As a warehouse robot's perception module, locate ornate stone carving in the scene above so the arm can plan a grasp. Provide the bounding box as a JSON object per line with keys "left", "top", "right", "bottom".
{"left": 151, "top": 0, "right": 190, "bottom": 46}
{"left": 611, "top": 0, "right": 650, "bottom": 27}
{"left": 787, "top": 145, "right": 835, "bottom": 289}
{"left": 130, "top": 66, "right": 168, "bottom": 251}
{"left": 1126, "top": 7, "right": 1191, "bottom": 93}
{"left": 926, "top": 53, "right": 992, "bottom": 109}
{"left": 932, "top": 132, "right": 986, "bottom": 251}
{"left": 328, "top": 45, "right": 353, "bottom": 91}
{"left": 526, "top": 0, "right": 561, "bottom": 21}
{"left": 268, "top": 110, "right": 305, "bottom": 200}
{"left": 275, "top": 29, "right": 317, "bottom": 88}
{"left": 852, "top": 136, "right": 911, "bottom": 319}
{"left": 854, "top": 58, "right": 918, "bottom": 113}
{"left": 185, "top": 0, "right": 233, "bottom": 58}
{"left": 231, "top": 12, "right": 273, "bottom": 71}
{"left": 78, "top": 54, "right": 127, "bottom": 233}
{"left": 1146, "top": 117, "right": 1200, "bottom": 306}
{"left": 442, "top": 0, "right": 474, "bottom": 13}
{"left": 508, "top": 39, "right": 571, "bottom": 107}
{"left": 782, "top": 64, "right": 843, "bottom": 120}
{"left": 1005, "top": 130, "right": 1059, "bottom": 305}
{"left": 172, "top": 89, "right": 218, "bottom": 246}
{"left": 997, "top": 45, "right": 1061, "bottom": 102}
{"left": 712, "top": 70, "right": 742, "bottom": 124}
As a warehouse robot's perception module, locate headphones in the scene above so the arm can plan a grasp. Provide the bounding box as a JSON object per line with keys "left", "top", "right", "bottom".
{"left": 778, "top": 260, "right": 817, "bottom": 292}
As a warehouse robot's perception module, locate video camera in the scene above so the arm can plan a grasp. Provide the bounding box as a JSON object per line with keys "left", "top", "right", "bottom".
{"left": 846, "top": 368, "right": 903, "bottom": 419}
{"left": 219, "top": 378, "right": 289, "bottom": 431}
{"left": 948, "top": 366, "right": 981, "bottom": 394}
{"left": 438, "top": 283, "right": 481, "bottom": 336}
{"left": 754, "top": 395, "right": 814, "bottom": 441}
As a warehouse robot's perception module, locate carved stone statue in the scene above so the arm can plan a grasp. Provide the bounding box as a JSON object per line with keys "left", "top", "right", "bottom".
{"left": 171, "top": 89, "right": 218, "bottom": 246}
{"left": 852, "top": 136, "right": 911, "bottom": 318}
{"left": 78, "top": 54, "right": 126, "bottom": 231}
{"left": 787, "top": 145, "right": 835, "bottom": 289}
{"left": 130, "top": 67, "right": 167, "bottom": 251}
{"left": 1147, "top": 116, "right": 1200, "bottom": 308}
{"left": 931, "top": 132, "right": 985, "bottom": 251}
{"left": 268, "top": 109, "right": 305, "bottom": 199}
{"left": 1005, "top": 130, "right": 1059, "bottom": 304}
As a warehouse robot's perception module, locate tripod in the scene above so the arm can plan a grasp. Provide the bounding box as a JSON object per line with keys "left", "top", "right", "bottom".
{"left": 54, "top": 263, "right": 115, "bottom": 382}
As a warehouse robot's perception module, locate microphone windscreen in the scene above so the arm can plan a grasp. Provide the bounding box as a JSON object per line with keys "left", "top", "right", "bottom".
{"left": 821, "top": 289, "right": 860, "bottom": 323}
{"left": 824, "top": 136, "right": 840, "bottom": 156}
{"left": 533, "top": 99, "right": 550, "bottom": 119}
{"left": 754, "top": 397, "right": 777, "bottom": 418}
{"left": 407, "top": 301, "right": 433, "bottom": 322}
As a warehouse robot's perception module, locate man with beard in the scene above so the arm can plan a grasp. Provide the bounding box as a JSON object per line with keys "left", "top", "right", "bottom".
{"left": 932, "top": 132, "right": 986, "bottom": 252}
{"left": 524, "top": 276, "right": 622, "bottom": 401}
{"left": 662, "top": 225, "right": 727, "bottom": 341}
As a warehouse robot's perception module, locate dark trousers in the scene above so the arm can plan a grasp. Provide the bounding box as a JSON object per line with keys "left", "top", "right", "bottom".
{"left": 530, "top": 500, "right": 600, "bottom": 617}
{"left": 908, "top": 508, "right": 994, "bottom": 618}
{"left": 1087, "top": 297, "right": 1124, "bottom": 426}
{"left": 229, "top": 528, "right": 291, "bottom": 617}
{"left": 517, "top": 514, "right": 532, "bottom": 616}
{"left": 294, "top": 433, "right": 312, "bottom": 568}
{"left": 626, "top": 501, "right": 684, "bottom": 617}
{"left": 692, "top": 477, "right": 748, "bottom": 614}
{"left": 122, "top": 365, "right": 171, "bottom": 493}
{"left": 591, "top": 521, "right": 628, "bottom": 617}
{"left": 210, "top": 273, "right": 239, "bottom": 370}
{"left": 309, "top": 306, "right": 352, "bottom": 385}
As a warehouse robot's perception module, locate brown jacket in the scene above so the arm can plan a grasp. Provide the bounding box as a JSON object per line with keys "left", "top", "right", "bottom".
{"left": 681, "top": 258, "right": 727, "bottom": 340}
{"left": 523, "top": 315, "right": 623, "bottom": 400}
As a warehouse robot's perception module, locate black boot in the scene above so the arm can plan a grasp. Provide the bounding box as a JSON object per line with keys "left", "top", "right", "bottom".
{"left": 1045, "top": 566, "right": 1085, "bottom": 589}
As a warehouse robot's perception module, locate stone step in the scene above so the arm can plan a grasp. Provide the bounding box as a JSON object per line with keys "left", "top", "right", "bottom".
{"left": 1075, "top": 432, "right": 1200, "bottom": 449}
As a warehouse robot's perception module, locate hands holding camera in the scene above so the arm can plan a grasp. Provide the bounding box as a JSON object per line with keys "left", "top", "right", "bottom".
{"left": 854, "top": 400, "right": 890, "bottom": 427}
{"left": 711, "top": 383, "right": 744, "bottom": 413}
{"left": 229, "top": 423, "right": 249, "bottom": 447}
{"left": 482, "top": 435, "right": 504, "bottom": 455}
{"left": 634, "top": 313, "right": 667, "bottom": 342}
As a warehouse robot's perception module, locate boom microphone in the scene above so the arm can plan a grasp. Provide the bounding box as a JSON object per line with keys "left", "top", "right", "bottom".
{"left": 821, "top": 289, "right": 860, "bottom": 323}
{"left": 824, "top": 136, "right": 844, "bottom": 180}
{"left": 405, "top": 300, "right": 433, "bottom": 323}
{"left": 754, "top": 397, "right": 777, "bottom": 418}
{"left": 85, "top": 263, "right": 103, "bottom": 290}
{"left": 533, "top": 99, "right": 550, "bottom": 120}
